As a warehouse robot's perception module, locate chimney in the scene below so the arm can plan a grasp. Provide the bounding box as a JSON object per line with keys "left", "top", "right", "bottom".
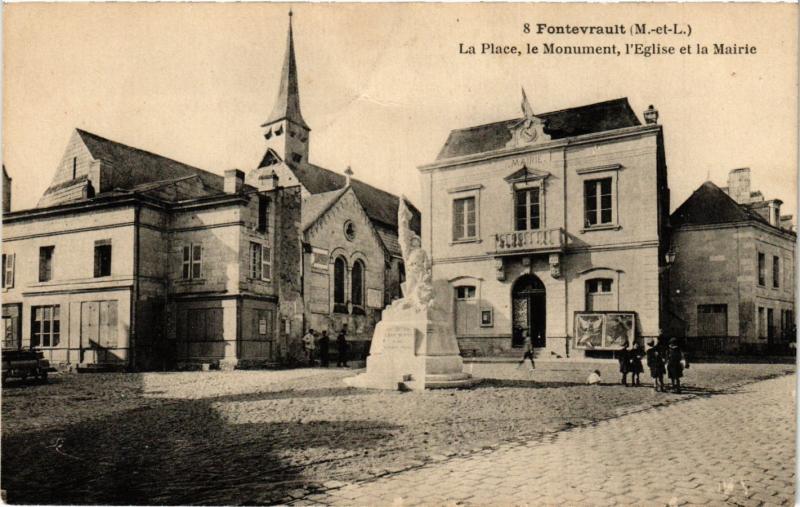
{"left": 259, "top": 170, "right": 280, "bottom": 190}
{"left": 224, "top": 169, "right": 245, "bottom": 194}
{"left": 767, "top": 200, "right": 782, "bottom": 227}
{"left": 726, "top": 168, "right": 751, "bottom": 204}
{"left": 643, "top": 105, "right": 659, "bottom": 125}
{"left": 344, "top": 166, "right": 353, "bottom": 187}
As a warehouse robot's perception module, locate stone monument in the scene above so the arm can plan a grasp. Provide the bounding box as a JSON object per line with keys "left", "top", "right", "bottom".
{"left": 344, "top": 198, "right": 478, "bottom": 390}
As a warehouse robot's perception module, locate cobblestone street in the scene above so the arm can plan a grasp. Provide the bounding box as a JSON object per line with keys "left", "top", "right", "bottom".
{"left": 304, "top": 374, "right": 796, "bottom": 506}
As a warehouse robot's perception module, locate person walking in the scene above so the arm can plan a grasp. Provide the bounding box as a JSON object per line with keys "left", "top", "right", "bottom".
{"left": 618, "top": 341, "right": 631, "bottom": 386}
{"left": 336, "top": 325, "right": 349, "bottom": 367}
{"left": 302, "top": 328, "right": 316, "bottom": 366}
{"left": 646, "top": 338, "right": 666, "bottom": 392}
{"left": 666, "top": 337, "right": 688, "bottom": 394}
{"left": 516, "top": 330, "right": 535, "bottom": 373}
{"left": 318, "top": 330, "right": 330, "bottom": 367}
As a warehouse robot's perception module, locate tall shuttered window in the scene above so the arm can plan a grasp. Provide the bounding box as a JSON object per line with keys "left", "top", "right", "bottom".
{"left": 452, "top": 197, "right": 477, "bottom": 241}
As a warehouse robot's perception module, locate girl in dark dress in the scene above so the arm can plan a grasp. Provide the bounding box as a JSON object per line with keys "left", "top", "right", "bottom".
{"left": 666, "top": 337, "right": 688, "bottom": 393}
{"left": 618, "top": 341, "right": 630, "bottom": 386}
{"left": 645, "top": 338, "right": 666, "bottom": 392}
{"left": 628, "top": 342, "right": 644, "bottom": 386}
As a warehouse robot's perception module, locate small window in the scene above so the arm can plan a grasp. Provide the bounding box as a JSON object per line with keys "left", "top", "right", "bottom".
{"left": 452, "top": 197, "right": 477, "bottom": 241}
{"left": 258, "top": 195, "right": 270, "bottom": 233}
{"left": 31, "top": 305, "right": 60, "bottom": 347}
{"left": 584, "top": 178, "right": 613, "bottom": 227}
{"left": 249, "top": 242, "right": 270, "bottom": 281}
{"left": 2, "top": 253, "right": 14, "bottom": 288}
{"left": 182, "top": 243, "right": 203, "bottom": 280}
{"left": 773, "top": 256, "right": 780, "bottom": 288}
{"left": 757, "top": 252, "right": 766, "bottom": 286}
{"left": 39, "top": 246, "right": 54, "bottom": 282}
{"left": 586, "top": 278, "right": 614, "bottom": 311}
{"left": 94, "top": 242, "right": 112, "bottom": 278}
{"left": 455, "top": 286, "right": 476, "bottom": 300}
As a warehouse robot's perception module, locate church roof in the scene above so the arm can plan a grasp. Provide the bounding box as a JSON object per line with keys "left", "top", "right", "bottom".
{"left": 436, "top": 98, "right": 641, "bottom": 160}
{"left": 286, "top": 160, "right": 420, "bottom": 231}
{"left": 301, "top": 187, "right": 348, "bottom": 232}
{"left": 670, "top": 181, "right": 773, "bottom": 228}
{"left": 75, "top": 129, "right": 224, "bottom": 192}
{"left": 262, "top": 15, "right": 309, "bottom": 131}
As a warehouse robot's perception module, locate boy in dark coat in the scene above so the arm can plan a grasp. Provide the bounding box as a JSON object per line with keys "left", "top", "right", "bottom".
{"left": 645, "top": 338, "right": 666, "bottom": 392}
{"left": 318, "top": 330, "right": 330, "bottom": 367}
{"left": 666, "top": 337, "right": 688, "bottom": 393}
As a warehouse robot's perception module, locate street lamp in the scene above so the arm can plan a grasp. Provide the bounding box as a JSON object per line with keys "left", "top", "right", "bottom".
{"left": 665, "top": 248, "right": 677, "bottom": 267}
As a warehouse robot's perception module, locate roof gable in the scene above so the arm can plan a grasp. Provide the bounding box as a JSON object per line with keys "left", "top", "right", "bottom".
{"left": 670, "top": 181, "right": 767, "bottom": 227}
{"left": 437, "top": 98, "right": 642, "bottom": 160}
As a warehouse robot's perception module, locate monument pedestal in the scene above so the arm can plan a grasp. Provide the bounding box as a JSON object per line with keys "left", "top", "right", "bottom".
{"left": 344, "top": 306, "right": 479, "bottom": 391}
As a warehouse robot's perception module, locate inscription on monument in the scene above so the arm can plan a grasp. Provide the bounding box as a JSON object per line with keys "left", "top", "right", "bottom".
{"left": 383, "top": 327, "right": 416, "bottom": 353}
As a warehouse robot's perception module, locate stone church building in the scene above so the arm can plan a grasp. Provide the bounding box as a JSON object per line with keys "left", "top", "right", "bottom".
{"left": 419, "top": 97, "right": 670, "bottom": 358}
{"left": 1, "top": 13, "right": 417, "bottom": 369}
{"left": 245, "top": 15, "right": 419, "bottom": 347}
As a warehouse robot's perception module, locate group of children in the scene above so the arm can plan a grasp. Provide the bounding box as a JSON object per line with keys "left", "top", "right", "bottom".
{"left": 612, "top": 337, "right": 688, "bottom": 393}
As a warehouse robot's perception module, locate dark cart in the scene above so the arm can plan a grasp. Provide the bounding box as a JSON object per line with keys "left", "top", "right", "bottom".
{"left": 2, "top": 348, "right": 52, "bottom": 385}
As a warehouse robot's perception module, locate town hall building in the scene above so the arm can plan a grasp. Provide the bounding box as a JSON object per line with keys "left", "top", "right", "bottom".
{"left": 419, "top": 97, "right": 670, "bottom": 358}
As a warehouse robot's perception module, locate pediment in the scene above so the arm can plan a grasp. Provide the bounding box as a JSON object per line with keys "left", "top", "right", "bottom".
{"left": 504, "top": 165, "right": 551, "bottom": 184}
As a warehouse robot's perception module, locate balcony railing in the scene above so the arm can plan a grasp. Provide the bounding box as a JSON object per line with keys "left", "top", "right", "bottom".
{"left": 493, "top": 227, "right": 565, "bottom": 255}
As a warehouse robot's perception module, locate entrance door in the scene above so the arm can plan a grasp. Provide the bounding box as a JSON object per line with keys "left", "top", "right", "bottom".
{"left": 512, "top": 275, "right": 546, "bottom": 348}
{"left": 2, "top": 304, "right": 22, "bottom": 350}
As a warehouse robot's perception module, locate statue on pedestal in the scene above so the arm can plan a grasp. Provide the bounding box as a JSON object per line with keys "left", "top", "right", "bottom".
{"left": 343, "top": 197, "right": 477, "bottom": 390}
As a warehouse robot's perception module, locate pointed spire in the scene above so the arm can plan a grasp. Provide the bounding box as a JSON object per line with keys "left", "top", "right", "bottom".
{"left": 263, "top": 11, "right": 310, "bottom": 130}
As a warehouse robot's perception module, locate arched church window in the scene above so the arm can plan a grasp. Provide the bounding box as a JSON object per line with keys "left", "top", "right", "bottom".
{"left": 351, "top": 260, "right": 365, "bottom": 314}
{"left": 333, "top": 256, "right": 347, "bottom": 313}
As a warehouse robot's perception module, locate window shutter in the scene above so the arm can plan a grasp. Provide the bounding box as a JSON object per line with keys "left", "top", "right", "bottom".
{"left": 182, "top": 246, "right": 191, "bottom": 279}
{"left": 5, "top": 254, "right": 12, "bottom": 288}
{"left": 262, "top": 246, "right": 271, "bottom": 280}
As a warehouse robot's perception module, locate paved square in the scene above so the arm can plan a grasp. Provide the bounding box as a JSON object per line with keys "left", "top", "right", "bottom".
{"left": 307, "top": 374, "right": 796, "bottom": 506}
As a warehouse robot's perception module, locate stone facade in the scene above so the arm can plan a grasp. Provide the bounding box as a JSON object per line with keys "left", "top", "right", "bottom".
{"left": 2, "top": 131, "right": 302, "bottom": 370}
{"left": 419, "top": 97, "right": 670, "bottom": 358}
{"left": 668, "top": 174, "right": 796, "bottom": 352}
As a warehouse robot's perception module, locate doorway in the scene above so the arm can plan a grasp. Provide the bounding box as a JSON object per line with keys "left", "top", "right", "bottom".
{"left": 512, "top": 274, "right": 546, "bottom": 348}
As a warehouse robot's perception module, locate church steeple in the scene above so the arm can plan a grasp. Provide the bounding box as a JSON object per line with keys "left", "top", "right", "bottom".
{"left": 259, "top": 11, "right": 311, "bottom": 167}
{"left": 263, "top": 11, "right": 309, "bottom": 131}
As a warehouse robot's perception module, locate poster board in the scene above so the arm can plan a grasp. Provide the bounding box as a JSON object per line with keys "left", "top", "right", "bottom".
{"left": 573, "top": 311, "right": 636, "bottom": 350}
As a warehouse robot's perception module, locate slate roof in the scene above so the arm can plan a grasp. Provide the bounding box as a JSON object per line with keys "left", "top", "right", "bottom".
{"left": 436, "top": 98, "right": 642, "bottom": 160}
{"left": 75, "top": 129, "right": 224, "bottom": 192}
{"left": 285, "top": 160, "right": 420, "bottom": 231}
{"left": 670, "top": 181, "right": 773, "bottom": 228}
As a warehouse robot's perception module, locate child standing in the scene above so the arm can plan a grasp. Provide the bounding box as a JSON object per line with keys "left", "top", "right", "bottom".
{"left": 666, "top": 337, "right": 688, "bottom": 394}
{"left": 628, "top": 342, "right": 644, "bottom": 386}
{"left": 645, "top": 338, "right": 666, "bottom": 392}
{"left": 618, "top": 341, "right": 630, "bottom": 386}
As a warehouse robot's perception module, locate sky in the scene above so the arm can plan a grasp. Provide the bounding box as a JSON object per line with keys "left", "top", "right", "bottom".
{"left": 3, "top": 3, "right": 797, "bottom": 218}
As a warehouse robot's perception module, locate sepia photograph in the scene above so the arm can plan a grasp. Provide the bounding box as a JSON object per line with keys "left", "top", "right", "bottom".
{"left": 1, "top": 3, "right": 797, "bottom": 505}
